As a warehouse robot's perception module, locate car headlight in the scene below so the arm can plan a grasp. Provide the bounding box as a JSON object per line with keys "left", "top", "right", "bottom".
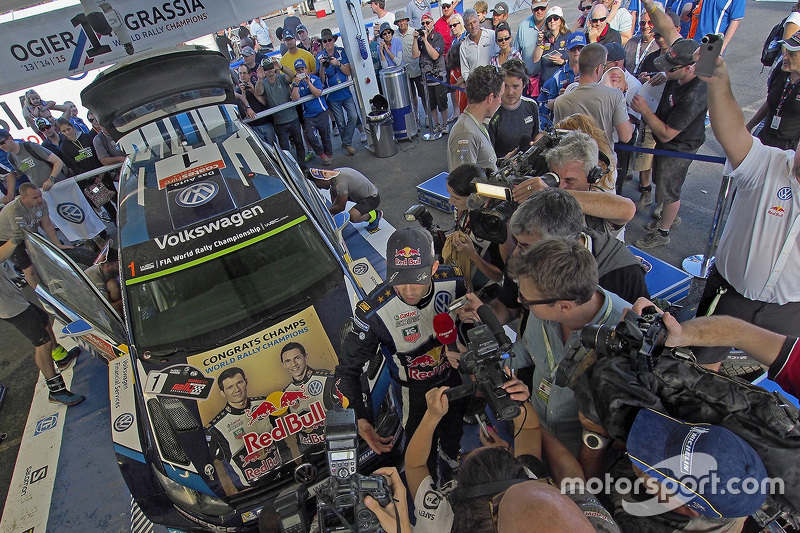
{"left": 151, "top": 465, "right": 232, "bottom": 517}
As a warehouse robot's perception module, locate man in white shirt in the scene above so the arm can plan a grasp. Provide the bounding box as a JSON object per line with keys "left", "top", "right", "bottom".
{"left": 459, "top": 9, "right": 498, "bottom": 80}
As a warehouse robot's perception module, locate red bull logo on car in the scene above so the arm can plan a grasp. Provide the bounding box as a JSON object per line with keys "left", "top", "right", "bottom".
{"left": 242, "top": 400, "right": 327, "bottom": 456}
{"left": 245, "top": 389, "right": 310, "bottom": 424}
{"left": 395, "top": 247, "right": 421, "bottom": 266}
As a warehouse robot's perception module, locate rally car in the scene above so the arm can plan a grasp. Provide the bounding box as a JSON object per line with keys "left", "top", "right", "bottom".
{"left": 23, "top": 46, "right": 402, "bottom": 532}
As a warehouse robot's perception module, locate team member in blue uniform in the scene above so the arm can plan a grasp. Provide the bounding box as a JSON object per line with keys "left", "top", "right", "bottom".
{"left": 335, "top": 228, "right": 466, "bottom": 474}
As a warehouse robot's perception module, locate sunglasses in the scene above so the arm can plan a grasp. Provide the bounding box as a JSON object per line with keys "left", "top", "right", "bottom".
{"left": 496, "top": 36, "right": 512, "bottom": 42}
{"left": 322, "top": 38, "right": 334, "bottom": 43}
{"left": 449, "top": 22, "right": 461, "bottom": 27}
{"left": 39, "top": 124, "right": 53, "bottom": 130}
{"left": 88, "top": 117, "right": 98, "bottom": 123}
{"left": 547, "top": 16, "right": 561, "bottom": 22}
{"left": 381, "top": 32, "right": 392, "bottom": 36}
{"left": 590, "top": 16, "right": 607, "bottom": 23}
{"left": 422, "top": 20, "right": 433, "bottom": 24}
{"left": 533, "top": 6, "right": 548, "bottom": 11}
{"left": 639, "top": 20, "right": 653, "bottom": 26}
{"left": 668, "top": 62, "right": 694, "bottom": 72}
{"left": 580, "top": 4, "right": 592, "bottom": 10}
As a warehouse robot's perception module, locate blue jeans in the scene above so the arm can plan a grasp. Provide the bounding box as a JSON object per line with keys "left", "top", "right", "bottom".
{"left": 328, "top": 97, "right": 357, "bottom": 146}
{"left": 274, "top": 118, "right": 307, "bottom": 169}
{"left": 251, "top": 122, "right": 276, "bottom": 146}
{"left": 304, "top": 112, "right": 332, "bottom": 157}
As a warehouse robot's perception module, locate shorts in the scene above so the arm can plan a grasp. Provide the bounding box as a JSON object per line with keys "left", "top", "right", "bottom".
{"left": 352, "top": 194, "right": 380, "bottom": 216}
{"left": 4, "top": 303, "right": 50, "bottom": 347}
{"left": 0, "top": 240, "right": 32, "bottom": 270}
{"left": 409, "top": 75, "right": 424, "bottom": 101}
{"left": 632, "top": 126, "right": 655, "bottom": 172}
{"left": 426, "top": 82, "right": 448, "bottom": 112}
{"left": 652, "top": 151, "right": 694, "bottom": 204}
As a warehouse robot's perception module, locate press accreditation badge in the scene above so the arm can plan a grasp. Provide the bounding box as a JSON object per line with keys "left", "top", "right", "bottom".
{"left": 537, "top": 378, "right": 552, "bottom": 403}
{"left": 771, "top": 116, "right": 781, "bottom": 130}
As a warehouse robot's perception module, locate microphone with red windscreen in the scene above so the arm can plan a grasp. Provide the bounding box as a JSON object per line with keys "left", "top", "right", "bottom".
{"left": 433, "top": 312, "right": 459, "bottom": 352}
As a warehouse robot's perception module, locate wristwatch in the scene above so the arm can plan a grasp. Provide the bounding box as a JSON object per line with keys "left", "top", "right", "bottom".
{"left": 582, "top": 429, "right": 611, "bottom": 450}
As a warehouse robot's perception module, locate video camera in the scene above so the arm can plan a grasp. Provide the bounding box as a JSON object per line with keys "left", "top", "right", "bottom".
{"left": 404, "top": 204, "right": 447, "bottom": 260}
{"left": 554, "top": 308, "right": 668, "bottom": 389}
{"left": 275, "top": 409, "right": 391, "bottom": 533}
{"left": 445, "top": 307, "right": 521, "bottom": 421}
{"left": 467, "top": 131, "right": 564, "bottom": 244}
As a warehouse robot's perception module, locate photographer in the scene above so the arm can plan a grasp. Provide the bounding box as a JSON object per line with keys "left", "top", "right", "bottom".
{"left": 504, "top": 238, "right": 630, "bottom": 455}
{"left": 444, "top": 164, "right": 514, "bottom": 290}
{"left": 316, "top": 29, "right": 358, "bottom": 156}
{"left": 413, "top": 12, "right": 449, "bottom": 134}
{"left": 406, "top": 384, "right": 620, "bottom": 533}
{"left": 511, "top": 130, "right": 635, "bottom": 240}
{"left": 235, "top": 63, "right": 276, "bottom": 146}
{"left": 290, "top": 59, "right": 334, "bottom": 166}
{"left": 362, "top": 467, "right": 413, "bottom": 533}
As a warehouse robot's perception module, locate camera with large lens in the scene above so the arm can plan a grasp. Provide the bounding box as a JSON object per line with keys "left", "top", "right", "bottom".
{"left": 554, "top": 308, "right": 667, "bottom": 390}
{"left": 275, "top": 409, "right": 391, "bottom": 533}
{"left": 405, "top": 204, "right": 447, "bottom": 259}
{"left": 466, "top": 131, "right": 564, "bottom": 243}
{"left": 445, "top": 307, "right": 521, "bottom": 421}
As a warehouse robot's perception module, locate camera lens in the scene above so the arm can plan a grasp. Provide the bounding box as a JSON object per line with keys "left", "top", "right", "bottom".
{"left": 580, "top": 323, "right": 625, "bottom": 356}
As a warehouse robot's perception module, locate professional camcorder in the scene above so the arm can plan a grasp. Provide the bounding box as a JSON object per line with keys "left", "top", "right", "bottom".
{"left": 467, "top": 131, "right": 564, "bottom": 243}
{"left": 554, "top": 308, "right": 668, "bottom": 389}
{"left": 275, "top": 409, "right": 391, "bottom": 533}
{"left": 404, "top": 204, "right": 447, "bottom": 259}
{"left": 445, "top": 307, "right": 522, "bottom": 421}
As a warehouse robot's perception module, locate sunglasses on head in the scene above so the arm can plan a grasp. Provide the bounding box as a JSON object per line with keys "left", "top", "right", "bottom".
{"left": 590, "top": 16, "right": 606, "bottom": 23}
{"left": 496, "top": 35, "right": 512, "bottom": 42}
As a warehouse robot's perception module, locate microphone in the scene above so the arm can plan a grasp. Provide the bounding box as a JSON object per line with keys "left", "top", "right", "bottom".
{"left": 433, "top": 312, "right": 459, "bottom": 352}
{"left": 477, "top": 305, "right": 513, "bottom": 352}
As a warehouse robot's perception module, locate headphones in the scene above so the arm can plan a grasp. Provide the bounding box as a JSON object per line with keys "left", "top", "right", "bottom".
{"left": 586, "top": 150, "right": 613, "bottom": 184}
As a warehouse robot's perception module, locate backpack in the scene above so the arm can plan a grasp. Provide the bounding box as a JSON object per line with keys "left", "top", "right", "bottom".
{"left": 762, "top": 17, "right": 789, "bottom": 68}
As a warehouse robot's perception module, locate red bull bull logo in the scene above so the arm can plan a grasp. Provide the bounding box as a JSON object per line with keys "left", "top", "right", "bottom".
{"left": 279, "top": 389, "right": 309, "bottom": 408}
{"left": 407, "top": 353, "right": 437, "bottom": 368}
{"left": 245, "top": 389, "right": 311, "bottom": 424}
{"left": 395, "top": 247, "right": 422, "bottom": 266}
{"left": 768, "top": 205, "right": 786, "bottom": 218}
{"left": 245, "top": 400, "right": 279, "bottom": 425}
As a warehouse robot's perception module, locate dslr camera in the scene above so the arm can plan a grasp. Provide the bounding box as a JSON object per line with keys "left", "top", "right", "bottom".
{"left": 445, "top": 308, "right": 521, "bottom": 421}
{"left": 275, "top": 409, "right": 391, "bottom": 533}
{"left": 321, "top": 57, "right": 331, "bottom": 69}
{"left": 554, "top": 308, "right": 668, "bottom": 389}
{"left": 467, "top": 131, "right": 564, "bottom": 243}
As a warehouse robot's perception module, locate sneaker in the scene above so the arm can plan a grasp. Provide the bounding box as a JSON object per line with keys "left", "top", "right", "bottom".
{"left": 55, "top": 347, "right": 81, "bottom": 371}
{"left": 635, "top": 189, "right": 652, "bottom": 212}
{"left": 441, "top": 123, "right": 450, "bottom": 135}
{"left": 343, "top": 144, "right": 356, "bottom": 156}
{"left": 304, "top": 151, "right": 316, "bottom": 163}
{"left": 320, "top": 154, "right": 333, "bottom": 166}
{"left": 644, "top": 216, "right": 681, "bottom": 232}
{"left": 433, "top": 124, "right": 441, "bottom": 134}
{"left": 635, "top": 230, "right": 670, "bottom": 249}
{"left": 49, "top": 390, "right": 85, "bottom": 406}
{"left": 365, "top": 210, "right": 382, "bottom": 231}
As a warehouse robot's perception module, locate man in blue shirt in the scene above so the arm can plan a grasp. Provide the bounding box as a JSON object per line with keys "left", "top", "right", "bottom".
{"left": 689, "top": 0, "right": 745, "bottom": 53}
{"left": 514, "top": 0, "right": 549, "bottom": 76}
{"left": 538, "top": 32, "right": 584, "bottom": 130}
{"left": 317, "top": 28, "right": 358, "bottom": 156}
{"left": 290, "top": 59, "right": 333, "bottom": 165}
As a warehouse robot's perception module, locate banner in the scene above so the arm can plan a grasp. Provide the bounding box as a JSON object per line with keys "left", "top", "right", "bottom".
{"left": 43, "top": 177, "right": 107, "bottom": 241}
{"left": 0, "top": 0, "right": 293, "bottom": 96}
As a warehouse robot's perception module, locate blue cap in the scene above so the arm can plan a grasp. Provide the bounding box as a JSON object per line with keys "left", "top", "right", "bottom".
{"left": 627, "top": 409, "right": 768, "bottom": 518}
{"left": 283, "top": 29, "right": 295, "bottom": 40}
{"left": 294, "top": 58, "right": 307, "bottom": 69}
{"left": 566, "top": 32, "right": 586, "bottom": 49}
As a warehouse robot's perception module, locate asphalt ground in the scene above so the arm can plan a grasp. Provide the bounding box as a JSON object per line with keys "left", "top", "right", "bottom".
{"left": 0, "top": 0, "right": 789, "bottom": 523}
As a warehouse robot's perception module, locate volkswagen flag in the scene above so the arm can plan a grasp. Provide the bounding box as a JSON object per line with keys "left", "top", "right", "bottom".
{"left": 43, "top": 178, "right": 107, "bottom": 242}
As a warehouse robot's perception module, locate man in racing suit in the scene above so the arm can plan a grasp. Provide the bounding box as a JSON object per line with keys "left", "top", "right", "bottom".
{"left": 206, "top": 367, "right": 292, "bottom": 489}
{"left": 279, "top": 341, "right": 345, "bottom": 453}
{"left": 335, "top": 228, "right": 467, "bottom": 476}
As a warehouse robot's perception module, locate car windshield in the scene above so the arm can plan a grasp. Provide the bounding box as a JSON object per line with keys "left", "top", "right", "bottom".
{"left": 126, "top": 219, "right": 341, "bottom": 353}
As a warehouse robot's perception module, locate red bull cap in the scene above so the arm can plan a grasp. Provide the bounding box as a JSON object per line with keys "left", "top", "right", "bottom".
{"left": 386, "top": 228, "right": 435, "bottom": 286}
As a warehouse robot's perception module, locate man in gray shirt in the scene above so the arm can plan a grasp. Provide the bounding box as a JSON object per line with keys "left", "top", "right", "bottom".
{"left": 306, "top": 167, "right": 382, "bottom": 231}
{"left": 0, "top": 128, "right": 65, "bottom": 191}
{"left": 447, "top": 65, "right": 504, "bottom": 171}
{"left": 396, "top": 11, "right": 424, "bottom": 124}
{"left": 257, "top": 58, "right": 308, "bottom": 171}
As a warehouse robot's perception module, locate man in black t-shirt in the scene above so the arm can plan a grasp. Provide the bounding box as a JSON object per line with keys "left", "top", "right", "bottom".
{"left": 631, "top": 37, "right": 706, "bottom": 249}
{"left": 235, "top": 63, "right": 276, "bottom": 146}
{"left": 488, "top": 59, "right": 540, "bottom": 158}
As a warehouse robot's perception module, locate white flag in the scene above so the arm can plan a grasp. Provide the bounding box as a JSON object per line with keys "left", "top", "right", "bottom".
{"left": 43, "top": 178, "right": 107, "bottom": 242}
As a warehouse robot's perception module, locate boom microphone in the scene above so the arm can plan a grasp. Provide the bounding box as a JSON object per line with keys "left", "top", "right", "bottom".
{"left": 476, "top": 305, "right": 513, "bottom": 352}
{"left": 433, "top": 313, "right": 459, "bottom": 352}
